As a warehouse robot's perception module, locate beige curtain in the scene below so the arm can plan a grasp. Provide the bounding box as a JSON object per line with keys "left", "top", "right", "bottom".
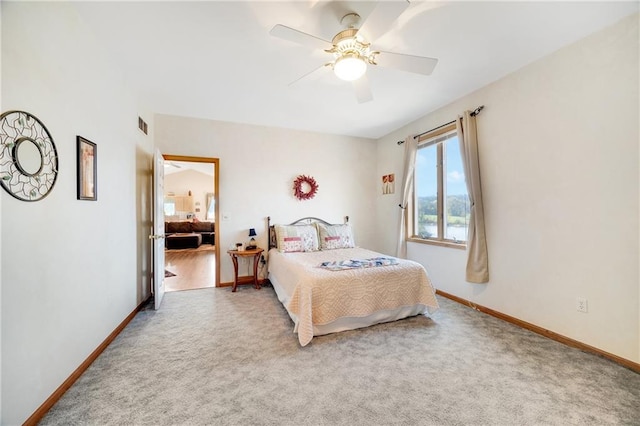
{"left": 396, "top": 134, "right": 418, "bottom": 258}
{"left": 205, "top": 193, "right": 214, "bottom": 221}
{"left": 457, "top": 111, "right": 489, "bottom": 282}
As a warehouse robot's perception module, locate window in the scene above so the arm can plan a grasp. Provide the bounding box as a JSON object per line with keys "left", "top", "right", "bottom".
{"left": 206, "top": 193, "right": 215, "bottom": 221}
{"left": 409, "top": 123, "right": 470, "bottom": 247}
{"left": 164, "top": 200, "right": 176, "bottom": 216}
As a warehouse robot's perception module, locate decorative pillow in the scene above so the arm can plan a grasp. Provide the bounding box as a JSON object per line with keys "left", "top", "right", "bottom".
{"left": 282, "top": 236, "right": 303, "bottom": 253}
{"left": 323, "top": 236, "right": 343, "bottom": 250}
{"left": 274, "top": 224, "right": 319, "bottom": 252}
{"left": 316, "top": 223, "right": 355, "bottom": 250}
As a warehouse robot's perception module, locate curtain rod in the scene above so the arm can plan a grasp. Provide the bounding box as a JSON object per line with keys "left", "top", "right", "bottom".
{"left": 397, "top": 105, "right": 484, "bottom": 145}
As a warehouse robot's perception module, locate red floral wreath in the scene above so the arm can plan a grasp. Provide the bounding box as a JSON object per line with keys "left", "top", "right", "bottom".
{"left": 293, "top": 175, "right": 319, "bottom": 200}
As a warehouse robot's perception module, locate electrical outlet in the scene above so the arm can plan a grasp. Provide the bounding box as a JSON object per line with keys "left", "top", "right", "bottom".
{"left": 576, "top": 297, "right": 588, "bottom": 313}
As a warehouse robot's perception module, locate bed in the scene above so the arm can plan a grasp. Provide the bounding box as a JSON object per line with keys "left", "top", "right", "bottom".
{"left": 267, "top": 216, "right": 439, "bottom": 346}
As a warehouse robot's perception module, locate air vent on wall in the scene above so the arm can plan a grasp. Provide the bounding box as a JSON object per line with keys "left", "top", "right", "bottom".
{"left": 138, "top": 116, "right": 148, "bottom": 135}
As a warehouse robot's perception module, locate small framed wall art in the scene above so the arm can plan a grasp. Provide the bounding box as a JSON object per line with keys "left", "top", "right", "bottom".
{"left": 382, "top": 173, "right": 395, "bottom": 195}
{"left": 77, "top": 136, "right": 97, "bottom": 200}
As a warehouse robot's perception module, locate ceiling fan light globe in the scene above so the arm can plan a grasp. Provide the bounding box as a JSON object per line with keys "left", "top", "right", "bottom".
{"left": 334, "top": 55, "right": 367, "bottom": 81}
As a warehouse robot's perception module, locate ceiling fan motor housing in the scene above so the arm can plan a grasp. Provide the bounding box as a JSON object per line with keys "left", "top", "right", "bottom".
{"left": 327, "top": 28, "right": 378, "bottom": 65}
{"left": 332, "top": 28, "right": 359, "bottom": 46}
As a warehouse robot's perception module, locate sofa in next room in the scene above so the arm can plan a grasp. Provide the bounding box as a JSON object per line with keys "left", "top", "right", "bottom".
{"left": 165, "top": 221, "right": 215, "bottom": 247}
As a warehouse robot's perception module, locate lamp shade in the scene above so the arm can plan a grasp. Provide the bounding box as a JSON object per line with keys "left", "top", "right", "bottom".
{"left": 333, "top": 54, "right": 367, "bottom": 81}
{"left": 248, "top": 228, "right": 257, "bottom": 237}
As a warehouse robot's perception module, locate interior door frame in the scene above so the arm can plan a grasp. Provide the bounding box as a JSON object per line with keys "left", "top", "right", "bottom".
{"left": 163, "top": 154, "right": 220, "bottom": 288}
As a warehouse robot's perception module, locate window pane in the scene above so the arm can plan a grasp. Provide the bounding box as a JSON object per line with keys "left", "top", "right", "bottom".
{"left": 206, "top": 198, "right": 215, "bottom": 220}
{"left": 444, "top": 137, "right": 469, "bottom": 242}
{"left": 415, "top": 145, "right": 438, "bottom": 239}
{"left": 164, "top": 201, "right": 176, "bottom": 216}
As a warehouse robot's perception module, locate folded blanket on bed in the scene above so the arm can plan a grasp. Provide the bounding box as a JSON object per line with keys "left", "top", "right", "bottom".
{"left": 319, "top": 257, "right": 399, "bottom": 271}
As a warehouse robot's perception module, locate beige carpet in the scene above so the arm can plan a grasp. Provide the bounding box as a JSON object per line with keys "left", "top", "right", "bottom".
{"left": 40, "top": 287, "right": 639, "bottom": 425}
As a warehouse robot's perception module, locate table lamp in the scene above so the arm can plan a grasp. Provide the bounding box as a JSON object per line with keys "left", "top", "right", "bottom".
{"left": 247, "top": 228, "right": 257, "bottom": 250}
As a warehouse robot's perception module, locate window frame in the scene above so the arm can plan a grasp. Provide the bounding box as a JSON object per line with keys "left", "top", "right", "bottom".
{"left": 407, "top": 122, "right": 467, "bottom": 250}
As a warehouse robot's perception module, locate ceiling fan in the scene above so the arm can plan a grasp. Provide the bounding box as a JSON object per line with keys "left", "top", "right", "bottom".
{"left": 269, "top": 1, "right": 438, "bottom": 103}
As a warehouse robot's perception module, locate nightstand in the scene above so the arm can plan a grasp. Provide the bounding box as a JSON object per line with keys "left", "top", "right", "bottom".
{"left": 227, "top": 247, "right": 264, "bottom": 292}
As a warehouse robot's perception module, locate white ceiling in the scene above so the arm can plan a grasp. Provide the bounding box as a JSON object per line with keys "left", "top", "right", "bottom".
{"left": 74, "top": 1, "right": 638, "bottom": 139}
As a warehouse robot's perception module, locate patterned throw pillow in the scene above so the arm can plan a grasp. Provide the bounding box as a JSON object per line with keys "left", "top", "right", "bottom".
{"left": 274, "top": 224, "right": 319, "bottom": 252}
{"left": 323, "top": 236, "right": 343, "bottom": 250}
{"left": 316, "top": 223, "right": 356, "bottom": 250}
{"left": 282, "top": 236, "right": 303, "bottom": 252}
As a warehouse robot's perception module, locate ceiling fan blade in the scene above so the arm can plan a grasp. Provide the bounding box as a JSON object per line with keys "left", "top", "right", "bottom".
{"left": 288, "top": 63, "right": 330, "bottom": 87}
{"left": 376, "top": 51, "right": 438, "bottom": 75}
{"left": 352, "top": 74, "right": 373, "bottom": 104}
{"left": 356, "top": 1, "right": 410, "bottom": 43}
{"left": 269, "top": 24, "right": 332, "bottom": 50}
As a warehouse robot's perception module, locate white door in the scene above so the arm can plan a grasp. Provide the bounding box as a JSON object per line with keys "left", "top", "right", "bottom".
{"left": 152, "top": 149, "right": 165, "bottom": 309}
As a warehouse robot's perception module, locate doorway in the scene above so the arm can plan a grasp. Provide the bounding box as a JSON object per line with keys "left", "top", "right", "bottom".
{"left": 162, "top": 155, "right": 220, "bottom": 291}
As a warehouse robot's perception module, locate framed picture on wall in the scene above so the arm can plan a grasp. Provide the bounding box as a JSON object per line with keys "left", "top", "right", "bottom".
{"left": 77, "top": 136, "right": 97, "bottom": 201}
{"left": 382, "top": 173, "right": 395, "bottom": 195}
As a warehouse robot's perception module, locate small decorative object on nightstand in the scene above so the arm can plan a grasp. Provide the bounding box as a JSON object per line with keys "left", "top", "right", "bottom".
{"left": 247, "top": 228, "right": 257, "bottom": 250}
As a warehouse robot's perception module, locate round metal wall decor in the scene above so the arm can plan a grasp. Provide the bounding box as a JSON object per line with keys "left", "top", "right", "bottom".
{"left": 0, "top": 110, "right": 58, "bottom": 201}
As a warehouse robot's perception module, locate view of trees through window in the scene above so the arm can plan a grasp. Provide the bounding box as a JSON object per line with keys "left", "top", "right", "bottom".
{"left": 414, "top": 130, "right": 470, "bottom": 243}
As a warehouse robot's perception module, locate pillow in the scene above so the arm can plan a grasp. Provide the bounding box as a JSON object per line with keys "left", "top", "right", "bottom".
{"left": 274, "top": 224, "right": 319, "bottom": 253}
{"left": 316, "top": 223, "right": 355, "bottom": 250}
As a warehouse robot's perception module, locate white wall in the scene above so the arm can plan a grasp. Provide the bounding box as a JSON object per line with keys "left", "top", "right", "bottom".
{"left": 376, "top": 14, "right": 639, "bottom": 363}
{"left": 165, "top": 169, "right": 214, "bottom": 221}
{"left": 155, "top": 115, "right": 377, "bottom": 283}
{"left": 1, "top": 3, "right": 153, "bottom": 424}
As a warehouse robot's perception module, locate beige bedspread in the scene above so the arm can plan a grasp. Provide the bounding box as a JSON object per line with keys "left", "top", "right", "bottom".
{"left": 268, "top": 247, "right": 439, "bottom": 346}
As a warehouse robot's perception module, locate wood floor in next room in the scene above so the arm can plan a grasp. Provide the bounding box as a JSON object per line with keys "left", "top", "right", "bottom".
{"left": 164, "top": 245, "right": 216, "bottom": 292}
